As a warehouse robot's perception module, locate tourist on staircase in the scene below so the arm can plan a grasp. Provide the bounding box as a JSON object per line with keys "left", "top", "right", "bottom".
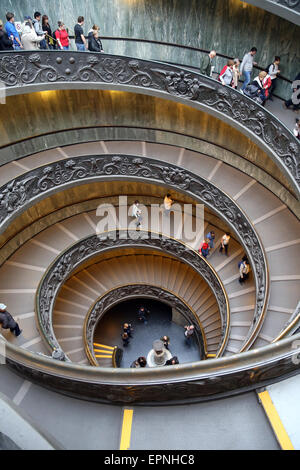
{"left": 240, "top": 47, "right": 258, "bottom": 93}
{"left": 238, "top": 256, "right": 250, "bottom": 284}
{"left": 0, "top": 19, "right": 13, "bottom": 50}
{"left": 218, "top": 60, "right": 234, "bottom": 86}
{"left": 161, "top": 335, "right": 170, "bottom": 350}
{"left": 206, "top": 231, "right": 215, "bottom": 250}
{"left": 184, "top": 325, "right": 195, "bottom": 345}
{"left": 123, "top": 322, "right": 133, "bottom": 338}
{"left": 219, "top": 233, "right": 230, "bottom": 256}
{"left": 0, "top": 304, "right": 22, "bottom": 337}
{"left": 132, "top": 200, "right": 143, "bottom": 228}
{"left": 199, "top": 239, "right": 210, "bottom": 258}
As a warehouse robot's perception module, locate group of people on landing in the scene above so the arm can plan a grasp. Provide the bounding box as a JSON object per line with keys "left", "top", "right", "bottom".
{"left": 121, "top": 305, "right": 198, "bottom": 368}
{"left": 201, "top": 47, "right": 299, "bottom": 113}
{"left": 0, "top": 12, "right": 103, "bottom": 53}
{"left": 199, "top": 231, "right": 250, "bottom": 284}
{"left": 216, "top": 49, "right": 280, "bottom": 105}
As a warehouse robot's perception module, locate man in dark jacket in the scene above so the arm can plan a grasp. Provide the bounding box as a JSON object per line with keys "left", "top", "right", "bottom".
{"left": 0, "top": 304, "right": 22, "bottom": 336}
{"left": 0, "top": 19, "right": 14, "bottom": 50}
{"left": 88, "top": 29, "right": 103, "bottom": 53}
{"left": 200, "top": 50, "right": 216, "bottom": 77}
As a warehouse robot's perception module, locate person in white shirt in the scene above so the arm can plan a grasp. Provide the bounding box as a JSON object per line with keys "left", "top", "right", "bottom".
{"left": 219, "top": 233, "right": 230, "bottom": 256}
{"left": 268, "top": 56, "right": 281, "bottom": 101}
{"left": 132, "top": 200, "right": 142, "bottom": 227}
{"left": 164, "top": 193, "right": 173, "bottom": 215}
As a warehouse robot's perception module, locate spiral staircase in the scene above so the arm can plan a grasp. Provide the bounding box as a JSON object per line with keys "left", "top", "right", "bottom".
{"left": 0, "top": 49, "right": 299, "bottom": 450}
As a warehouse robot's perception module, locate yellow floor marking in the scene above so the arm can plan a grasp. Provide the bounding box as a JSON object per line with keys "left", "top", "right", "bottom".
{"left": 258, "top": 390, "right": 294, "bottom": 450}
{"left": 120, "top": 409, "right": 134, "bottom": 450}
{"left": 94, "top": 349, "right": 113, "bottom": 354}
{"left": 93, "top": 343, "right": 115, "bottom": 350}
{"left": 95, "top": 354, "right": 113, "bottom": 358}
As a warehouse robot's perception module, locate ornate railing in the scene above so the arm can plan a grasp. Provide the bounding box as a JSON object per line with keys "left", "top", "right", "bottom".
{"left": 243, "top": 0, "right": 300, "bottom": 24}
{"left": 2, "top": 333, "right": 300, "bottom": 404}
{"left": 272, "top": 301, "right": 300, "bottom": 341}
{"left": 84, "top": 284, "right": 206, "bottom": 365}
{"left": 36, "top": 231, "right": 228, "bottom": 357}
{"left": 0, "top": 154, "right": 268, "bottom": 351}
{"left": 0, "top": 51, "right": 299, "bottom": 197}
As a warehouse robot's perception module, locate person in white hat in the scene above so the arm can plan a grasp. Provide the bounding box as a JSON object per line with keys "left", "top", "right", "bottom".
{"left": 0, "top": 304, "right": 22, "bottom": 336}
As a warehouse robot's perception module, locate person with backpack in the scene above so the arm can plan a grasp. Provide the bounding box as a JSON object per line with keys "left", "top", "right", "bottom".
{"left": 32, "top": 11, "right": 47, "bottom": 49}
{"left": 240, "top": 47, "right": 258, "bottom": 93}
{"left": 238, "top": 257, "right": 250, "bottom": 284}
{"left": 267, "top": 56, "right": 281, "bottom": 101}
{"left": 218, "top": 60, "right": 234, "bottom": 86}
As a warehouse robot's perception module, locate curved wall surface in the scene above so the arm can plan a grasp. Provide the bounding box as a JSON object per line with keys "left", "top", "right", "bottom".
{"left": 3, "top": 0, "right": 300, "bottom": 99}
{"left": 0, "top": 89, "right": 297, "bottom": 213}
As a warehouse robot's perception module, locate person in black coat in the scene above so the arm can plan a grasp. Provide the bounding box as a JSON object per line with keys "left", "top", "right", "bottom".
{"left": 165, "top": 356, "right": 179, "bottom": 366}
{"left": 0, "top": 20, "right": 14, "bottom": 50}
{"left": 0, "top": 304, "right": 22, "bottom": 336}
{"left": 121, "top": 332, "right": 130, "bottom": 347}
{"left": 88, "top": 29, "right": 103, "bottom": 53}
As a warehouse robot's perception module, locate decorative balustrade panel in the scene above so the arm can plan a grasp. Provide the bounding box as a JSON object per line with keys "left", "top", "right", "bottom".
{"left": 0, "top": 51, "right": 299, "bottom": 196}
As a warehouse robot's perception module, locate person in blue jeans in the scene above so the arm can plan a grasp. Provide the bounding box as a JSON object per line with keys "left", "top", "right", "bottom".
{"left": 74, "top": 16, "right": 87, "bottom": 51}
{"left": 240, "top": 47, "right": 257, "bottom": 92}
{"left": 4, "top": 12, "right": 23, "bottom": 50}
{"left": 206, "top": 231, "right": 215, "bottom": 250}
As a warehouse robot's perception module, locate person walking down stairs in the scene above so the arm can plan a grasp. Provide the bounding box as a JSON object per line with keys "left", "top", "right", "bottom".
{"left": 0, "top": 304, "right": 22, "bottom": 337}
{"left": 219, "top": 233, "right": 230, "bottom": 256}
